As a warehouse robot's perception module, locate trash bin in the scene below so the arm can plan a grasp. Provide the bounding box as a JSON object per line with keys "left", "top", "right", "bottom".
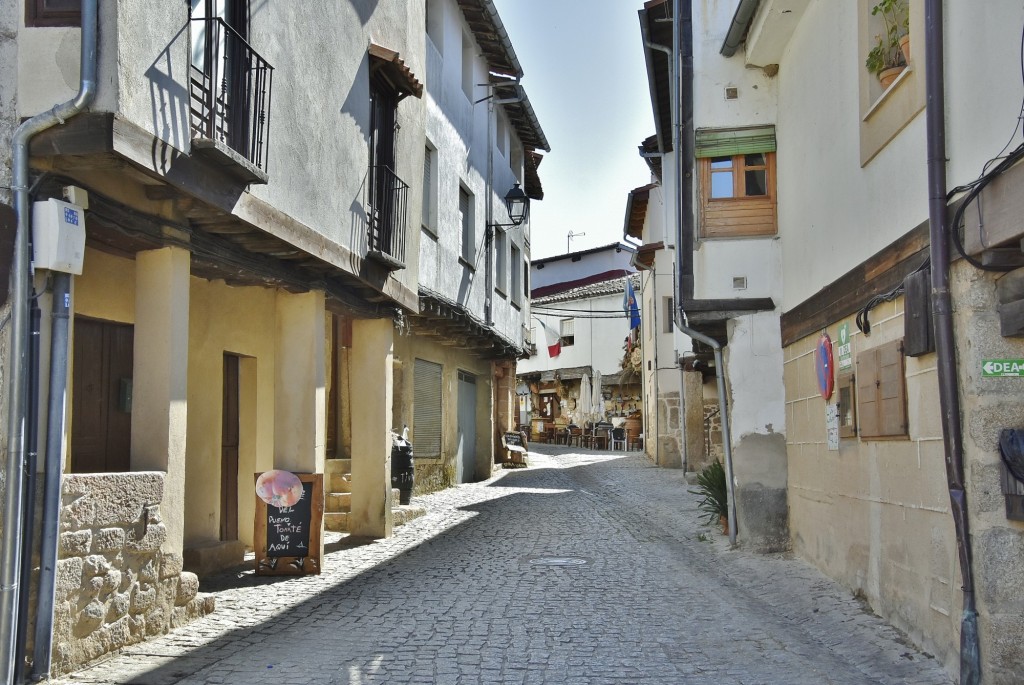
{"left": 391, "top": 436, "right": 414, "bottom": 505}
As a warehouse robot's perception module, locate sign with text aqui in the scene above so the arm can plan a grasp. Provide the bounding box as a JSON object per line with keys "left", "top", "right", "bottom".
{"left": 982, "top": 360, "right": 1024, "bottom": 377}
{"left": 837, "top": 323, "right": 852, "bottom": 372}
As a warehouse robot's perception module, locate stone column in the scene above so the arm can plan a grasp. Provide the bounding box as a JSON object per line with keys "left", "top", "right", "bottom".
{"left": 349, "top": 317, "right": 393, "bottom": 538}
{"left": 273, "top": 290, "right": 326, "bottom": 474}
{"left": 132, "top": 247, "right": 190, "bottom": 553}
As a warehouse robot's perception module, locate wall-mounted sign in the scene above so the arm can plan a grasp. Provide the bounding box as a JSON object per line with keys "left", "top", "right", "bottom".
{"left": 837, "top": 323, "right": 852, "bottom": 372}
{"left": 826, "top": 404, "right": 840, "bottom": 451}
{"left": 982, "top": 360, "right": 1024, "bottom": 377}
{"left": 815, "top": 333, "right": 835, "bottom": 400}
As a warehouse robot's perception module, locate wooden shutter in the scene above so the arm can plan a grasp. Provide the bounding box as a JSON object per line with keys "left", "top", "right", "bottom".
{"left": 856, "top": 339, "right": 907, "bottom": 439}
{"left": 422, "top": 148, "right": 432, "bottom": 228}
{"left": 413, "top": 359, "right": 442, "bottom": 457}
{"left": 27, "top": 0, "right": 81, "bottom": 27}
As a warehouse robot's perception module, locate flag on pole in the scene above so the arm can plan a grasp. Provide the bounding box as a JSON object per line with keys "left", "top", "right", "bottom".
{"left": 623, "top": 277, "right": 641, "bottom": 330}
{"left": 541, "top": 320, "right": 561, "bottom": 357}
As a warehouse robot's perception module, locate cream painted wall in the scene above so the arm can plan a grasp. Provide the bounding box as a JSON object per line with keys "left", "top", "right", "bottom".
{"left": 725, "top": 311, "right": 786, "bottom": 442}
{"left": 184, "top": 278, "right": 277, "bottom": 548}
{"left": 393, "top": 333, "right": 493, "bottom": 492}
{"left": 783, "top": 304, "right": 959, "bottom": 674}
{"left": 74, "top": 248, "right": 136, "bottom": 323}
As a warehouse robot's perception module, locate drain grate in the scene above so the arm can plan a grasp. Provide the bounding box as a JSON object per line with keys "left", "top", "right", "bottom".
{"left": 527, "top": 556, "right": 589, "bottom": 567}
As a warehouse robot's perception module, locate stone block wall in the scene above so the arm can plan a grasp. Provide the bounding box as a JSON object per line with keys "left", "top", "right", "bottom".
{"left": 52, "top": 472, "right": 214, "bottom": 676}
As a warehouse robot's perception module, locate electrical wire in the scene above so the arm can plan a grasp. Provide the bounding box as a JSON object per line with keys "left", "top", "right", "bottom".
{"left": 855, "top": 256, "right": 930, "bottom": 335}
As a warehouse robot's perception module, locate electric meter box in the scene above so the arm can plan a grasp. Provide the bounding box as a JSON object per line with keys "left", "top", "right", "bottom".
{"left": 33, "top": 198, "right": 86, "bottom": 274}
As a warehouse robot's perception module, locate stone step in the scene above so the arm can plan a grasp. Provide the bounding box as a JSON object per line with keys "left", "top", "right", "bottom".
{"left": 324, "top": 511, "right": 349, "bottom": 532}
{"left": 330, "top": 471, "right": 352, "bottom": 493}
{"left": 326, "top": 491, "right": 350, "bottom": 512}
{"left": 393, "top": 505, "right": 426, "bottom": 526}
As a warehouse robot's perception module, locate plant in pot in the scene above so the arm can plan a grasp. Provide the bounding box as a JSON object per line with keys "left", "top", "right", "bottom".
{"left": 865, "top": 0, "right": 909, "bottom": 89}
{"left": 690, "top": 460, "right": 730, "bottom": 535}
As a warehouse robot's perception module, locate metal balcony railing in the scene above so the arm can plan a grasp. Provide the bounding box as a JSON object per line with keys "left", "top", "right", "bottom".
{"left": 189, "top": 17, "right": 273, "bottom": 173}
{"left": 367, "top": 164, "right": 409, "bottom": 268}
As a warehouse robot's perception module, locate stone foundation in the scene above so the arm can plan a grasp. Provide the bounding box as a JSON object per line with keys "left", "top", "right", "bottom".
{"left": 53, "top": 473, "right": 214, "bottom": 676}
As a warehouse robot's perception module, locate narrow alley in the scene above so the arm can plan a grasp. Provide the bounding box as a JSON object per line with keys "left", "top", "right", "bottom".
{"left": 56, "top": 446, "right": 952, "bottom": 685}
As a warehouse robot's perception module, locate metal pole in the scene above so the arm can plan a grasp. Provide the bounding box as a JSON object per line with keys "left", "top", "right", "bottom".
{"left": 31, "top": 274, "right": 71, "bottom": 682}
{"left": 923, "top": 0, "right": 980, "bottom": 681}
{"left": 2, "top": 1, "right": 97, "bottom": 680}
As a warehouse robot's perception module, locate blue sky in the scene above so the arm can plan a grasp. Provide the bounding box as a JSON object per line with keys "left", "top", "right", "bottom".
{"left": 493, "top": 0, "right": 655, "bottom": 259}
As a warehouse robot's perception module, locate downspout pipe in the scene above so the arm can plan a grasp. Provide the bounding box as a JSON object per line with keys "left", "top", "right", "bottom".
{"left": 1, "top": 1, "right": 98, "bottom": 681}
{"left": 720, "top": 0, "right": 760, "bottom": 57}
{"left": 676, "top": 321, "right": 737, "bottom": 545}
{"left": 31, "top": 273, "right": 71, "bottom": 682}
{"left": 923, "top": 1, "right": 980, "bottom": 682}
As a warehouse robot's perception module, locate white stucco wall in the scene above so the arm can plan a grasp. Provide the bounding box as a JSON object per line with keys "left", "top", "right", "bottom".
{"left": 531, "top": 245, "right": 636, "bottom": 292}
{"left": 420, "top": 0, "right": 530, "bottom": 346}
{"left": 518, "top": 290, "right": 632, "bottom": 377}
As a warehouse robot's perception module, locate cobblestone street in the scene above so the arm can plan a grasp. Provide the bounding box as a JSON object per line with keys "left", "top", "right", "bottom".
{"left": 55, "top": 446, "right": 953, "bottom": 685}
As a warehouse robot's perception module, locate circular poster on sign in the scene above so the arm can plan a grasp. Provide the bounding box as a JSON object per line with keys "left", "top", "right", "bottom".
{"left": 815, "top": 332, "right": 835, "bottom": 400}
{"left": 255, "top": 470, "right": 303, "bottom": 508}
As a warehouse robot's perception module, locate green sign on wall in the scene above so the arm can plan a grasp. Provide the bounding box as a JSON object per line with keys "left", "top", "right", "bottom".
{"left": 982, "top": 360, "right": 1024, "bottom": 377}
{"left": 837, "top": 323, "right": 852, "bottom": 372}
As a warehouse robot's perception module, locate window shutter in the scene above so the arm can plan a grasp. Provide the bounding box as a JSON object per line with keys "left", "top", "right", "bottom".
{"left": 856, "top": 348, "right": 881, "bottom": 438}
{"left": 856, "top": 340, "right": 907, "bottom": 439}
{"left": 422, "top": 148, "right": 432, "bottom": 227}
{"left": 695, "top": 126, "right": 776, "bottom": 158}
{"left": 560, "top": 318, "right": 574, "bottom": 337}
{"left": 413, "top": 359, "right": 443, "bottom": 457}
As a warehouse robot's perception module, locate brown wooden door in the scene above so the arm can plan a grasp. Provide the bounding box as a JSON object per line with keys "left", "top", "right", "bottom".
{"left": 221, "top": 353, "right": 240, "bottom": 541}
{"left": 71, "top": 318, "right": 133, "bottom": 473}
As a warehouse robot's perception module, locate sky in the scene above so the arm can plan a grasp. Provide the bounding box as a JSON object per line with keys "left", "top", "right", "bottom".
{"left": 493, "top": 0, "right": 656, "bottom": 260}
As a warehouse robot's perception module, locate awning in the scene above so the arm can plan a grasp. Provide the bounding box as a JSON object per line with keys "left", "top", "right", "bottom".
{"left": 368, "top": 44, "right": 423, "bottom": 100}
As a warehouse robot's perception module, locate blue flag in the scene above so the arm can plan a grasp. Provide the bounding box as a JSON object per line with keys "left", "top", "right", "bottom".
{"left": 623, "top": 277, "right": 640, "bottom": 330}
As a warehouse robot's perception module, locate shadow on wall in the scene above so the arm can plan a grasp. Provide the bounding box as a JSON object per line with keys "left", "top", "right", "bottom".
{"left": 145, "top": 23, "right": 191, "bottom": 154}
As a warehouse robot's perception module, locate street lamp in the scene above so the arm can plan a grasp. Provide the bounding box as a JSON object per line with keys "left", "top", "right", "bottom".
{"left": 501, "top": 182, "right": 530, "bottom": 227}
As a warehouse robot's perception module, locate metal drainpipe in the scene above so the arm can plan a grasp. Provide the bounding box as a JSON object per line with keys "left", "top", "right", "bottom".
{"left": 13, "top": 302, "right": 41, "bottom": 685}
{"left": 677, "top": 322, "right": 737, "bottom": 545}
{"left": 1, "top": 1, "right": 98, "bottom": 681}
{"left": 31, "top": 273, "right": 71, "bottom": 682}
{"left": 923, "top": 0, "right": 980, "bottom": 681}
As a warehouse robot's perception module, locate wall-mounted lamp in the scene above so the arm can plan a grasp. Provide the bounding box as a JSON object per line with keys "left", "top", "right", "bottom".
{"left": 501, "top": 182, "right": 530, "bottom": 228}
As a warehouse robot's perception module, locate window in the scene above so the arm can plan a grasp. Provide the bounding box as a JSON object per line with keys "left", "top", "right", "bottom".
{"left": 510, "top": 142, "right": 523, "bottom": 181}
{"left": 560, "top": 318, "right": 575, "bottom": 347}
{"left": 523, "top": 260, "right": 530, "bottom": 299}
{"left": 422, "top": 145, "right": 436, "bottom": 234}
{"left": 413, "top": 359, "right": 443, "bottom": 458}
{"left": 368, "top": 73, "right": 403, "bottom": 261}
{"left": 496, "top": 113, "right": 508, "bottom": 158}
{"left": 696, "top": 126, "right": 777, "bottom": 238}
{"left": 858, "top": 0, "right": 925, "bottom": 164}
{"left": 495, "top": 231, "right": 507, "bottom": 295}
{"left": 511, "top": 244, "right": 522, "bottom": 306}
{"left": 664, "top": 297, "right": 674, "bottom": 333}
{"left": 27, "top": 0, "right": 80, "bottom": 27}
{"left": 459, "top": 187, "right": 474, "bottom": 263}
{"left": 461, "top": 32, "right": 475, "bottom": 100}
{"left": 856, "top": 339, "right": 907, "bottom": 439}
{"left": 425, "top": 0, "right": 443, "bottom": 53}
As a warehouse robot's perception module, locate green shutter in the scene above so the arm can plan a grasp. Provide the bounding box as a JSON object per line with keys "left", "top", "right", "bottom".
{"left": 695, "top": 126, "right": 776, "bottom": 158}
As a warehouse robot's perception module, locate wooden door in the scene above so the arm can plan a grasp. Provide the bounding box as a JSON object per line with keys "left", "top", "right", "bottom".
{"left": 221, "top": 353, "right": 240, "bottom": 541}
{"left": 71, "top": 318, "right": 133, "bottom": 473}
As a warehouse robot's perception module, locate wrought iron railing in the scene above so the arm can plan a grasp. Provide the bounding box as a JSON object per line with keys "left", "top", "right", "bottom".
{"left": 189, "top": 17, "right": 273, "bottom": 172}
{"left": 368, "top": 164, "right": 409, "bottom": 267}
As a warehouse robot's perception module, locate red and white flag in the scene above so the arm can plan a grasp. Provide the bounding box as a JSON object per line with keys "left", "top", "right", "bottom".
{"left": 542, "top": 321, "right": 561, "bottom": 358}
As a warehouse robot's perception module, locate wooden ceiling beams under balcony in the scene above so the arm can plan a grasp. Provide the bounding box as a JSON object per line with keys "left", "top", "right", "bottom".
{"left": 411, "top": 293, "right": 523, "bottom": 360}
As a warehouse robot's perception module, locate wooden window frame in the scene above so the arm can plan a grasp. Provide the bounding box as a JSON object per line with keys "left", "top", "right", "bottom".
{"left": 836, "top": 372, "right": 857, "bottom": 438}
{"left": 27, "top": 0, "right": 81, "bottom": 27}
{"left": 559, "top": 318, "right": 575, "bottom": 347}
{"left": 856, "top": 339, "right": 908, "bottom": 440}
{"left": 698, "top": 152, "right": 777, "bottom": 239}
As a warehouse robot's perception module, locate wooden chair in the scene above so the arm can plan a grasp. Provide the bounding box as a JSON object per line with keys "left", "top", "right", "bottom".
{"left": 567, "top": 425, "right": 583, "bottom": 447}
{"left": 580, "top": 422, "right": 595, "bottom": 449}
{"left": 627, "top": 430, "right": 643, "bottom": 451}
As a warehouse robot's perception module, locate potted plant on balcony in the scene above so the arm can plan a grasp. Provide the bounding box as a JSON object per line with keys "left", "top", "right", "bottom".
{"left": 865, "top": 0, "right": 909, "bottom": 89}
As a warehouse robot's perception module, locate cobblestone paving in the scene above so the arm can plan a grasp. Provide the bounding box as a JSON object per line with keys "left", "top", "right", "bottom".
{"left": 55, "top": 446, "right": 953, "bottom": 685}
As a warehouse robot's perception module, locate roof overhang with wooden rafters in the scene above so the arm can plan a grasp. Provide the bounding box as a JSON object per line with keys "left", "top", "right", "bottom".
{"left": 639, "top": 0, "right": 673, "bottom": 154}
{"left": 368, "top": 44, "right": 423, "bottom": 100}
{"left": 623, "top": 182, "right": 659, "bottom": 240}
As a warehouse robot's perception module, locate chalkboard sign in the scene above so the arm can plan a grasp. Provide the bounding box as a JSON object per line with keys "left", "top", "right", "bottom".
{"left": 254, "top": 472, "right": 323, "bottom": 576}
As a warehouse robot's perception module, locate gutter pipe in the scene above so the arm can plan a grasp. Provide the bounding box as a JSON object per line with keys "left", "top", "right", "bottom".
{"left": 677, "top": 324, "right": 737, "bottom": 545}
{"left": 720, "top": 0, "right": 760, "bottom": 57}
{"left": 31, "top": 274, "right": 71, "bottom": 682}
{"left": 13, "top": 303, "right": 40, "bottom": 685}
{"left": 1, "top": 1, "right": 98, "bottom": 681}
{"left": 923, "top": 1, "right": 980, "bottom": 681}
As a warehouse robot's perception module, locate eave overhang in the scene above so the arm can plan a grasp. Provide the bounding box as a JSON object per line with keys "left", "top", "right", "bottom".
{"left": 456, "top": 0, "right": 524, "bottom": 78}
{"left": 412, "top": 289, "right": 524, "bottom": 361}
{"left": 368, "top": 44, "right": 424, "bottom": 100}
{"left": 639, "top": 0, "right": 673, "bottom": 154}
{"left": 623, "top": 182, "right": 658, "bottom": 240}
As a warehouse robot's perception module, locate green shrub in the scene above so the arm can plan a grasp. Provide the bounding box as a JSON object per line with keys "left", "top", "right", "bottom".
{"left": 690, "top": 460, "right": 728, "bottom": 525}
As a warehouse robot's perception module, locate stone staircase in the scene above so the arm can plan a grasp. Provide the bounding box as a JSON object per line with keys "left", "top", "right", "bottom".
{"left": 324, "top": 458, "right": 425, "bottom": 532}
